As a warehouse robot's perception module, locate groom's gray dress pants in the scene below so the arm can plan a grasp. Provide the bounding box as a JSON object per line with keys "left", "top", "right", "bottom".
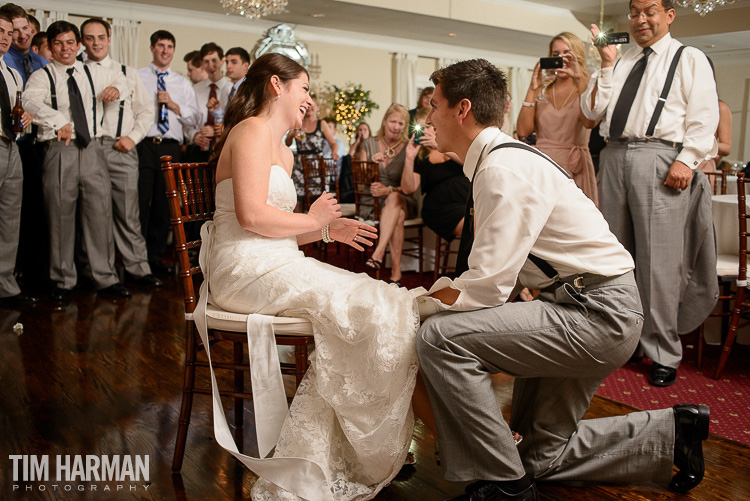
{"left": 417, "top": 271, "right": 675, "bottom": 484}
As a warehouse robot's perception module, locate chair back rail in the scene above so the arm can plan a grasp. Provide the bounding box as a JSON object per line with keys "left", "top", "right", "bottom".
{"left": 161, "top": 155, "right": 216, "bottom": 314}
{"left": 704, "top": 169, "right": 727, "bottom": 195}
{"left": 351, "top": 160, "right": 379, "bottom": 221}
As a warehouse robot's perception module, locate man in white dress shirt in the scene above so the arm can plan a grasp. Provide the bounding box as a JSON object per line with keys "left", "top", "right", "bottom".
{"left": 219, "top": 46, "right": 249, "bottom": 107}
{"left": 184, "top": 42, "right": 230, "bottom": 163}
{"left": 137, "top": 30, "right": 200, "bottom": 274}
{"left": 0, "top": 12, "right": 37, "bottom": 308}
{"left": 416, "top": 59, "right": 710, "bottom": 500}
{"left": 80, "top": 18, "right": 161, "bottom": 288}
{"left": 23, "top": 20, "right": 130, "bottom": 302}
{"left": 581, "top": 0, "right": 719, "bottom": 387}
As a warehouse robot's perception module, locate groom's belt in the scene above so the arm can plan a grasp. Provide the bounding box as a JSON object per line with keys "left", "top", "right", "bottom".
{"left": 541, "top": 272, "right": 622, "bottom": 294}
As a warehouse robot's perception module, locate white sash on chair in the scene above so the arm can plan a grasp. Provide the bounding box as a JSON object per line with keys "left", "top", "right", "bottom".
{"left": 193, "top": 221, "right": 331, "bottom": 501}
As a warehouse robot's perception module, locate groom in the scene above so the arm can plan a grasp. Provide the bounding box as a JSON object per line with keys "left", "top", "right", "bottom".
{"left": 416, "top": 59, "right": 710, "bottom": 500}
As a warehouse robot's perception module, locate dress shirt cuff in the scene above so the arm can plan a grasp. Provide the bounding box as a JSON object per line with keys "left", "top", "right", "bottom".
{"left": 426, "top": 276, "right": 465, "bottom": 312}
{"left": 597, "top": 65, "right": 613, "bottom": 82}
{"left": 46, "top": 115, "right": 71, "bottom": 133}
{"left": 677, "top": 146, "right": 714, "bottom": 170}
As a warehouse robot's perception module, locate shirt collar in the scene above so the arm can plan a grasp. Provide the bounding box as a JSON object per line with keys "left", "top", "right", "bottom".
{"left": 52, "top": 59, "right": 81, "bottom": 73}
{"left": 463, "top": 127, "right": 501, "bottom": 179}
{"left": 86, "top": 54, "right": 111, "bottom": 67}
{"left": 150, "top": 62, "right": 170, "bottom": 75}
{"left": 233, "top": 76, "right": 245, "bottom": 90}
{"left": 641, "top": 32, "right": 672, "bottom": 56}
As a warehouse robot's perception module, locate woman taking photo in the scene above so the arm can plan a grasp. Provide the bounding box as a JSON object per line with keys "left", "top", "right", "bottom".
{"left": 357, "top": 103, "right": 418, "bottom": 285}
{"left": 205, "top": 53, "right": 434, "bottom": 500}
{"left": 401, "top": 110, "right": 469, "bottom": 244}
{"left": 517, "top": 32, "right": 598, "bottom": 205}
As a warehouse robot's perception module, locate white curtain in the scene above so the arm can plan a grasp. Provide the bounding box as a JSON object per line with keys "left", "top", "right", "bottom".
{"left": 437, "top": 57, "right": 461, "bottom": 69}
{"left": 37, "top": 10, "right": 68, "bottom": 30}
{"left": 110, "top": 19, "right": 140, "bottom": 67}
{"left": 392, "top": 53, "right": 418, "bottom": 109}
{"left": 508, "top": 66, "right": 533, "bottom": 137}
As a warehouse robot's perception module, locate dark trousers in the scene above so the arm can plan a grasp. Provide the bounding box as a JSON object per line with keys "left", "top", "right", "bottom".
{"left": 17, "top": 137, "right": 49, "bottom": 287}
{"left": 137, "top": 140, "right": 181, "bottom": 270}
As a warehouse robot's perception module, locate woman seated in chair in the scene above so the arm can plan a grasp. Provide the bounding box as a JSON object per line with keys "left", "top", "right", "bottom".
{"left": 207, "top": 53, "right": 434, "bottom": 501}
{"left": 357, "top": 103, "right": 418, "bottom": 285}
{"left": 401, "top": 109, "right": 469, "bottom": 245}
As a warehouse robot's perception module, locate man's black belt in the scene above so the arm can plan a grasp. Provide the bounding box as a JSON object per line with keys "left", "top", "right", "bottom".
{"left": 609, "top": 137, "right": 682, "bottom": 149}
{"left": 541, "top": 272, "right": 620, "bottom": 294}
{"left": 147, "top": 136, "right": 179, "bottom": 145}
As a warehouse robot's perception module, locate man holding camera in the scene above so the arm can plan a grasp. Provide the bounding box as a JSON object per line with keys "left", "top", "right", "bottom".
{"left": 582, "top": 0, "right": 719, "bottom": 387}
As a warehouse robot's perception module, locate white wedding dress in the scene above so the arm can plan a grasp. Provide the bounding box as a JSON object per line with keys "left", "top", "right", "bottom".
{"left": 206, "top": 165, "right": 424, "bottom": 500}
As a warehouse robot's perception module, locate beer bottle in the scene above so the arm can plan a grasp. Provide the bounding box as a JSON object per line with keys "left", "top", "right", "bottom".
{"left": 11, "top": 91, "right": 23, "bottom": 133}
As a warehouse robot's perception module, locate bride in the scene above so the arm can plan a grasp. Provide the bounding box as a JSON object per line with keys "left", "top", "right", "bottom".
{"left": 206, "top": 53, "right": 432, "bottom": 500}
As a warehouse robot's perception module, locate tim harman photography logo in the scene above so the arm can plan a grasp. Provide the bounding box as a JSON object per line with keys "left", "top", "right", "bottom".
{"left": 9, "top": 455, "right": 150, "bottom": 493}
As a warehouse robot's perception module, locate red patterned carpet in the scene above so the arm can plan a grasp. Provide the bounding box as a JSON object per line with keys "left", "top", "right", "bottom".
{"left": 597, "top": 339, "right": 750, "bottom": 446}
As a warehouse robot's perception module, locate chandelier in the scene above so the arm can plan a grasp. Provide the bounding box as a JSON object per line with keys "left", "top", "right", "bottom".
{"left": 675, "top": 0, "right": 735, "bottom": 16}
{"left": 221, "top": 0, "right": 288, "bottom": 19}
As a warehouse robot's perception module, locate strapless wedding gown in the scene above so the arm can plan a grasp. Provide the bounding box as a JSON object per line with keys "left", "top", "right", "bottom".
{"left": 206, "top": 165, "right": 423, "bottom": 500}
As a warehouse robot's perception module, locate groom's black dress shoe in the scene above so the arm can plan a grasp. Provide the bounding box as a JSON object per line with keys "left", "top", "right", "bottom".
{"left": 670, "top": 404, "right": 710, "bottom": 493}
{"left": 447, "top": 479, "right": 538, "bottom": 501}
{"left": 649, "top": 363, "right": 676, "bottom": 387}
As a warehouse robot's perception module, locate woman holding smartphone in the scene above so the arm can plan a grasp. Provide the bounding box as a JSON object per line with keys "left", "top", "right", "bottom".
{"left": 517, "top": 32, "right": 598, "bottom": 205}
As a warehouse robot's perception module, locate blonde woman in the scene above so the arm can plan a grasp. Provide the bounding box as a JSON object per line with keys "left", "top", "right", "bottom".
{"left": 517, "top": 32, "right": 598, "bottom": 205}
{"left": 358, "top": 103, "right": 417, "bottom": 285}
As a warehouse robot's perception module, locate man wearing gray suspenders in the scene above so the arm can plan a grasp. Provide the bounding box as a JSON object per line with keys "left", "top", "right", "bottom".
{"left": 80, "top": 18, "right": 160, "bottom": 288}
{"left": 415, "top": 58, "right": 710, "bottom": 500}
{"left": 582, "top": 1, "right": 719, "bottom": 387}
{"left": 22, "top": 20, "right": 129, "bottom": 303}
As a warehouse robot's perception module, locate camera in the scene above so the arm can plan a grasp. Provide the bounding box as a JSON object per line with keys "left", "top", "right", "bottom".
{"left": 539, "top": 57, "right": 563, "bottom": 70}
{"left": 412, "top": 123, "right": 425, "bottom": 143}
{"left": 594, "top": 31, "right": 630, "bottom": 47}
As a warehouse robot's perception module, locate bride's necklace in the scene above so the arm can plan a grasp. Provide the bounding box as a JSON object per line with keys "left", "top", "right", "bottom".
{"left": 552, "top": 83, "right": 576, "bottom": 110}
{"left": 382, "top": 137, "right": 400, "bottom": 159}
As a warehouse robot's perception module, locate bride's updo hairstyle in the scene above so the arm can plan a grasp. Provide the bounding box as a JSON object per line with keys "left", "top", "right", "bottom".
{"left": 210, "top": 53, "right": 308, "bottom": 166}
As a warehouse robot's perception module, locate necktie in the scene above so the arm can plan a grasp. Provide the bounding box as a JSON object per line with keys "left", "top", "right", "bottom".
{"left": 22, "top": 54, "right": 33, "bottom": 80}
{"left": 156, "top": 71, "right": 169, "bottom": 134}
{"left": 609, "top": 47, "right": 653, "bottom": 140}
{"left": 228, "top": 85, "right": 236, "bottom": 103}
{"left": 67, "top": 68, "right": 91, "bottom": 148}
{"left": 0, "top": 68, "right": 15, "bottom": 139}
{"left": 206, "top": 83, "right": 217, "bottom": 126}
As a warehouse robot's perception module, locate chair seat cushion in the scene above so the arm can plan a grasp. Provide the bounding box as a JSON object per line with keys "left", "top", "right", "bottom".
{"left": 203, "top": 304, "right": 314, "bottom": 336}
{"left": 405, "top": 217, "right": 423, "bottom": 227}
{"left": 716, "top": 253, "right": 743, "bottom": 278}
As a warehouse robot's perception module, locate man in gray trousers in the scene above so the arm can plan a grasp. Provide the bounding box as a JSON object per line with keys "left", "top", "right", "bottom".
{"left": 582, "top": 0, "right": 719, "bottom": 387}
{"left": 0, "top": 11, "right": 37, "bottom": 308}
{"left": 23, "top": 21, "right": 129, "bottom": 302}
{"left": 416, "top": 59, "right": 710, "bottom": 500}
{"left": 80, "top": 18, "right": 161, "bottom": 288}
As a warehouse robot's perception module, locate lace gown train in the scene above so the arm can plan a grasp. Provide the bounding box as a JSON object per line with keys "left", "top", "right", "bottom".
{"left": 207, "top": 165, "right": 423, "bottom": 500}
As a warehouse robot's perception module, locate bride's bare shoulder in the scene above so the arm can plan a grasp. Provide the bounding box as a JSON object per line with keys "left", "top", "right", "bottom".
{"left": 227, "top": 117, "right": 271, "bottom": 144}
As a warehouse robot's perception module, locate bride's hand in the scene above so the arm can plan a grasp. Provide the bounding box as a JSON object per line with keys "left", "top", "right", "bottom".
{"left": 309, "top": 192, "right": 342, "bottom": 227}
{"left": 329, "top": 219, "right": 377, "bottom": 251}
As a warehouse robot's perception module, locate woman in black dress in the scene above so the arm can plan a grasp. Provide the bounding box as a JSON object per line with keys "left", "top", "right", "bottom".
{"left": 401, "top": 112, "right": 469, "bottom": 243}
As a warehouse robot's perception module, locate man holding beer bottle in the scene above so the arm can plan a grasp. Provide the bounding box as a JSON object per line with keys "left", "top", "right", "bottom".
{"left": 0, "top": 11, "right": 36, "bottom": 307}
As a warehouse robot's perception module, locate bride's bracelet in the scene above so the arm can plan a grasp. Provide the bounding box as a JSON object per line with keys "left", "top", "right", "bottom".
{"left": 321, "top": 224, "right": 335, "bottom": 243}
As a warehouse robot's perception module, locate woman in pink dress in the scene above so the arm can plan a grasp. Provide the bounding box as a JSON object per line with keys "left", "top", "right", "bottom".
{"left": 517, "top": 32, "right": 598, "bottom": 205}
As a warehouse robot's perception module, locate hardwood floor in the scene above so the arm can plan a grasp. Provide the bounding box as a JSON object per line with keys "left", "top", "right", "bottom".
{"left": 1, "top": 277, "right": 748, "bottom": 500}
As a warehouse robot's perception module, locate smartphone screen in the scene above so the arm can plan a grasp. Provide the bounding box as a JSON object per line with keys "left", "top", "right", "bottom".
{"left": 539, "top": 57, "right": 563, "bottom": 70}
